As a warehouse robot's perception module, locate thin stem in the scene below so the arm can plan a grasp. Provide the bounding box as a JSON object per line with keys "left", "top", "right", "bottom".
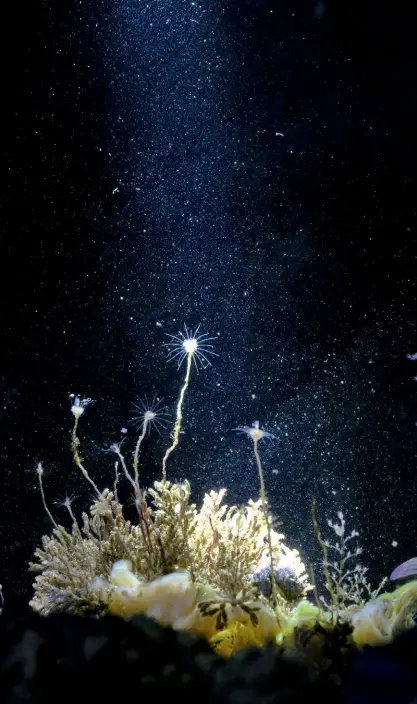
{"left": 133, "top": 420, "right": 148, "bottom": 491}
{"left": 37, "top": 469, "right": 58, "bottom": 529}
{"left": 162, "top": 351, "right": 193, "bottom": 481}
{"left": 312, "top": 498, "right": 337, "bottom": 621}
{"left": 71, "top": 416, "right": 101, "bottom": 498}
{"left": 253, "top": 438, "right": 277, "bottom": 605}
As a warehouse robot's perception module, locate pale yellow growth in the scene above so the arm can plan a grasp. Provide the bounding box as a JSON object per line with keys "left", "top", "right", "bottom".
{"left": 351, "top": 580, "right": 417, "bottom": 648}
{"left": 71, "top": 413, "right": 101, "bottom": 498}
{"left": 97, "top": 560, "right": 281, "bottom": 655}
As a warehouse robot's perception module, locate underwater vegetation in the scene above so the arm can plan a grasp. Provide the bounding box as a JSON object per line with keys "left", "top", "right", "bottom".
{"left": 27, "top": 326, "right": 417, "bottom": 678}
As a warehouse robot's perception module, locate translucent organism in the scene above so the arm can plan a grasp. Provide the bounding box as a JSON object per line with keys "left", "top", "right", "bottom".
{"left": 130, "top": 395, "right": 170, "bottom": 435}
{"left": 162, "top": 324, "right": 217, "bottom": 480}
{"left": 69, "top": 394, "right": 94, "bottom": 419}
{"left": 233, "top": 421, "right": 276, "bottom": 443}
{"left": 164, "top": 324, "right": 218, "bottom": 370}
{"left": 234, "top": 421, "right": 277, "bottom": 603}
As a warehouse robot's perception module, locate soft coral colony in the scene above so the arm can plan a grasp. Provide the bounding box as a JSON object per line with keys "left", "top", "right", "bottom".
{"left": 29, "top": 325, "right": 417, "bottom": 664}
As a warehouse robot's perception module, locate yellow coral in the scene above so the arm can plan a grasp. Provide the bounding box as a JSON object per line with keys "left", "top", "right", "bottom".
{"left": 351, "top": 599, "right": 393, "bottom": 647}
{"left": 351, "top": 580, "right": 417, "bottom": 647}
{"left": 105, "top": 562, "right": 216, "bottom": 626}
{"left": 210, "top": 621, "right": 263, "bottom": 657}
{"left": 99, "top": 560, "right": 282, "bottom": 654}
{"left": 193, "top": 597, "right": 280, "bottom": 642}
{"left": 277, "top": 599, "right": 333, "bottom": 649}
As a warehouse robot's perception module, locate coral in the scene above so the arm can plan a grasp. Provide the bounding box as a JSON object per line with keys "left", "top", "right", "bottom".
{"left": 209, "top": 621, "right": 264, "bottom": 657}
{"left": 94, "top": 559, "right": 281, "bottom": 649}
{"left": 29, "top": 489, "right": 143, "bottom": 615}
{"left": 27, "top": 328, "right": 417, "bottom": 669}
{"left": 30, "top": 368, "right": 312, "bottom": 659}
{"left": 29, "top": 476, "right": 308, "bottom": 659}
{"left": 29, "top": 407, "right": 310, "bottom": 658}
{"left": 29, "top": 480, "right": 309, "bottom": 619}
{"left": 28, "top": 412, "right": 417, "bottom": 664}
{"left": 312, "top": 502, "right": 387, "bottom": 619}
{"left": 351, "top": 580, "right": 417, "bottom": 647}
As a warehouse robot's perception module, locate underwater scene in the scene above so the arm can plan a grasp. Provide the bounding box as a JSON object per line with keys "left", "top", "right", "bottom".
{"left": 1, "top": 1, "right": 416, "bottom": 702}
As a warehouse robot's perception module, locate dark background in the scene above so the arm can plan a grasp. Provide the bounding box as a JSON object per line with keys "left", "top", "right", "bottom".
{"left": 0, "top": 0, "right": 416, "bottom": 610}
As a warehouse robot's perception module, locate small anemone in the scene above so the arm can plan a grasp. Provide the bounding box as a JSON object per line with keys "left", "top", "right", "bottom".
{"left": 130, "top": 395, "right": 171, "bottom": 434}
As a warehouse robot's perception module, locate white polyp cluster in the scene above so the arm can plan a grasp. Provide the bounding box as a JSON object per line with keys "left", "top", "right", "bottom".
{"left": 70, "top": 394, "right": 94, "bottom": 419}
